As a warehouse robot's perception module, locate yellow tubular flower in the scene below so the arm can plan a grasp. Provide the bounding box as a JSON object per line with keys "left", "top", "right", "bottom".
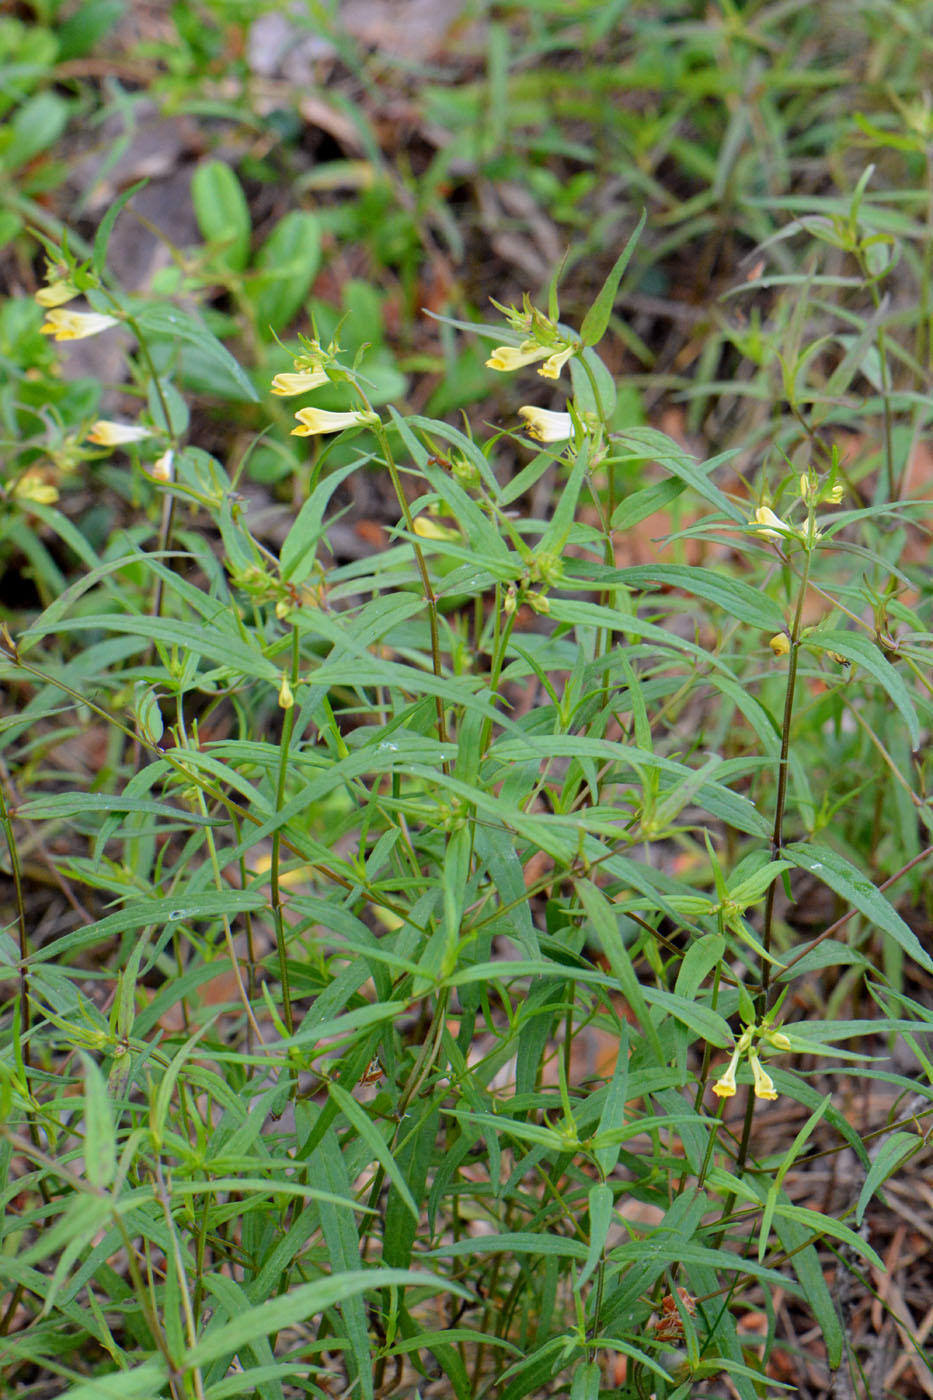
{"left": 40, "top": 309, "right": 119, "bottom": 341}
{"left": 518, "top": 406, "right": 575, "bottom": 443}
{"left": 712, "top": 1048, "right": 741, "bottom": 1098}
{"left": 769, "top": 632, "right": 790, "bottom": 657}
{"left": 485, "top": 343, "right": 551, "bottom": 373}
{"left": 291, "top": 407, "right": 378, "bottom": 437}
{"left": 149, "top": 450, "right": 175, "bottom": 482}
{"left": 538, "top": 345, "right": 575, "bottom": 380}
{"left": 751, "top": 505, "right": 790, "bottom": 541}
{"left": 36, "top": 280, "right": 79, "bottom": 308}
{"left": 86, "top": 421, "right": 154, "bottom": 446}
{"left": 749, "top": 1051, "right": 778, "bottom": 1101}
{"left": 13, "top": 471, "right": 59, "bottom": 505}
{"left": 412, "top": 516, "right": 460, "bottom": 541}
{"left": 270, "top": 369, "right": 329, "bottom": 396}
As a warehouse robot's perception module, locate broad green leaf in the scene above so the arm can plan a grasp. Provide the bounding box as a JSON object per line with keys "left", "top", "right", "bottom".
{"left": 3, "top": 91, "right": 68, "bottom": 171}
{"left": 135, "top": 303, "right": 259, "bottom": 402}
{"left": 807, "top": 628, "right": 920, "bottom": 749}
{"left": 786, "top": 842, "right": 933, "bottom": 976}
{"left": 192, "top": 158, "right": 251, "bottom": 270}
{"left": 580, "top": 208, "right": 646, "bottom": 346}
{"left": 253, "top": 209, "right": 321, "bottom": 335}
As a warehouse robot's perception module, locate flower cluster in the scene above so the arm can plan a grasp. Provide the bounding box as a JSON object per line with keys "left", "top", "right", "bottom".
{"left": 483, "top": 296, "right": 584, "bottom": 445}
{"left": 712, "top": 1022, "right": 790, "bottom": 1102}
{"left": 34, "top": 273, "right": 174, "bottom": 478}
{"left": 485, "top": 294, "right": 578, "bottom": 382}
{"left": 270, "top": 343, "right": 379, "bottom": 438}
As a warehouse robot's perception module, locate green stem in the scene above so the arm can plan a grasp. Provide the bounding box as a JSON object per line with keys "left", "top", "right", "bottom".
{"left": 271, "top": 624, "right": 302, "bottom": 1038}
{"left": 759, "top": 542, "right": 812, "bottom": 1013}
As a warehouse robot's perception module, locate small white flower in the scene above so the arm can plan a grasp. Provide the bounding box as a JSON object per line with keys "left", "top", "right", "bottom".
{"left": 86, "top": 421, "right": 154, "bottom": 446}
{"left": 518, "top": 406, "right": 575, "bottom": 443}
{"left": 40, "top": 309, "right": 119, "bottom": 341}
{"left": 291, "top": 407, "right": 378, "bottom": 437}
{"left": 270, "top": 369, "right": 329, "bottom": 396}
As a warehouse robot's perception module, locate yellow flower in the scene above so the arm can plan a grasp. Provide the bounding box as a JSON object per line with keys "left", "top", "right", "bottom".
{"left": 278, "top": 673, "right": 294, "bottom": 710}
{"left": 712, "top": 1048, "right": 740, "bottom": 1098}
{"left": 291, "top": 407, "right": 378, "bottom": 437}
{"left": 40, "top": 309, "right": 119, "bottom": 341}
{"left": 538, "top": 345, "right": 575, "bottom": 379}
{"left": 149, "top": 450, "right": 175, "bottom": 482}
{"left": 412, "top": 516, "right": 460, "bottom": 541}
{"left": 749, "top": 1051, "right": 778, "bottom": 1101}
{"left": 486, "top": 342, "right": 552, "bottom": 373}
{"left": 86, "top": 421, "right": 154, "bottom": 446}
{"left": 270, "top": 369, "right": 329, "bottom": 396}
{"left": 13, "top": 470, "right": 59, "bottom": 506}
{"left": 769, "top": 632, "right": 790, "bottom": 657}
{"left": 518, "top": 406, "right": 575, "bottom": 442}
{"left": 36, "top": 280, "right": 78, "bottom": 308}
{"left": 751, "top": 505, "right": 790, "bottom": 540}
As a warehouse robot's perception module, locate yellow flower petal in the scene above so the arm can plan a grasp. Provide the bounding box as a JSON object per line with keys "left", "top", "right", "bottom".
{"left": 485, "top": 343, "right": 551, "bottom": 373}
{"left": 40, "top": 309, "right": 119, "bottom": 341}
{"left": 36, "top": 280, "right": 79, "bottom": 308}
{"left": 86, "top": 420, "right": 154, "bottom": 446}
{"left": 751, "top": 505, "right": 790, "bottom": 540}
{"left": 749, "top": 1051, "right": 778, "bottom": 1101}
{"left": 270, "top": 369, "right": 329, "bottom": 396}
{"left": 291, "top": 407, "right": 377, "bottom": 437}
{"left": 537, "top": 345, "right": 575, "bottom": 379}
{"left": 517, "top": 406, "right": 575, "bottom": 443}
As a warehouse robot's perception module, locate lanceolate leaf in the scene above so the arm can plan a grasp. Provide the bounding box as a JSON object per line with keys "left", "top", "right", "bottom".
{"left": 580, "top": 209, "right": 646, "bottom": 346}
{"left": 786, "top": 843, "right": 933, "bottom": 976}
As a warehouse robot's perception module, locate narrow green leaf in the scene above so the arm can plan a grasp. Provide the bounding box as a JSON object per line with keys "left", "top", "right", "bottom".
{"left": 577, "top": 1183, "right": 613, "bottom": 1289}
{"left": 786, "top": 842, "right": 933, "bottom": 976}
{"left": 613, "top": 563, "right": 784, "bottom": 633}
{"left": 79, "top": 1052, "right": 116, "bottom": 1189}
{"left": 577, "top": 877, "right": 663, "bottom": 1059}
{"left": 280, "top": 459, "right": 359, "bottom": 582}
{"left": 328, "top": 1083, "right": 419, "bottom": 1222}
{"left": 185, "top": 1270, "right": 466, "bottom": 1369}
{"left": 807, "top": 629, "right": 920, "bottom": 750}
{"left": 93, "top": 178, "right": 147, "bottom": 277}
{"left": 580, "top": 209, "right": 646, "bottom": 346}
{"left": 856, "top": 1131, "right": 917, "bottom": 1225}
